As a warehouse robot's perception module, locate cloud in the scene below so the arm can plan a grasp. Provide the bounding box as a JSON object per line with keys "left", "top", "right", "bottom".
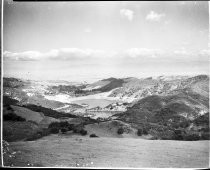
{"left": 120, "top": 9, "right": 134, "bottom": 21}
{"left": 173, "top": 48, "right": 191, "bottom": 55}
{"left": 3, "top": 51, "right": 43, "bottom": 61}
{"left": 5, "top": 48, "right": 207, "bottom": 62}
{"left": 125, "top": 48, "right": 164, "bottom": 58}
{"left": 3, "top": 48, "right": 106, "bottom": 61}
{"left": 146, "top": 11, "right": 165, "bottom": 22}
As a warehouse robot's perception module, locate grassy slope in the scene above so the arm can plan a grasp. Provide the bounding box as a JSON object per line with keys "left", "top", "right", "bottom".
{"left": 4, "top": 135, "right": 209, "bottom": 168}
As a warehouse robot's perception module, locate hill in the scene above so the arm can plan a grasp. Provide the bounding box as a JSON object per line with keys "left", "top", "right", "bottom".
{"left": 113, "top": 90, "right": 209, "bottom": 140}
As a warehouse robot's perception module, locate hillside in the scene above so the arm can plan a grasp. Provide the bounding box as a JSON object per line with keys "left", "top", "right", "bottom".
{"left": 3, "top": 75, "right": 209, "bottom": 141}
{"left": 109, "top": 75, "right": 209, "bottom": 102}
{"left": 84, "top": 77, "right": 125, "bottom": 92}
{"left": 113, "top": 91, "right": 209, "bottom": 140}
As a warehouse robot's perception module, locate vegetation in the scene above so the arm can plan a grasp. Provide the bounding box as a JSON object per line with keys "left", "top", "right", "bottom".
{"left": 61, "top": 128, "right": 68, "bottom": 134}
{"left": 22, "top": 104, "right": 77, "bottom": 119}
{"left": 48, "top": 121, "right": 87, "bottom": 136}
{"left": 3, "top": 113, "right": 26, "bottom": 121}
{"left": 26, "top": 128, "right": 50, "bottom": 141}
{"left": 90, "top": 134, "right": 98, "bottom": 138}
{"left": 50, "top": 127, "right": 60, "bottom": 134}
{"left": 3, "top": 121, "right": 39, "bottom": 142}
{"left": 117, "top": 127, "right": 124, "bottom": 135}
{"left": 80, "top": 129, "right": 88, "bottom": 136}
{"left": 3, "top": 96, "right": 19, "bottom": 106}
{"left": 137, "top": 129, "right": 142, "bottom": 136}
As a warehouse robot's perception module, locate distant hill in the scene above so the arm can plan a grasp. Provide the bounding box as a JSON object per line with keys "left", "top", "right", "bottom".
{"left": 84, "top": 77, "right": 126, "bottom": 92}
{"left": 109, "top": 75, "right": 209, "bottom": 102}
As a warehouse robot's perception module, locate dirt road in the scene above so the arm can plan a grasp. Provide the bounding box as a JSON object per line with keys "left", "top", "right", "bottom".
{"left": 3, "top": 134, "right": 209, "bottom": 168}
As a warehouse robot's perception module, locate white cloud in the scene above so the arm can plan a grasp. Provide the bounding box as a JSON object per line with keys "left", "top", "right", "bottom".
{"left": 173, "top": 48, "right": 191, "bottom": 55}
{"left": 146, "top": 11, "right": 165, "bottom": 22}
{"left": 125, "top": 48, "right": 163, "bottom": 58}
{"left": 5, "top": 48, "right": 207, "bottom": 62}
{"left": 3, "top": 51, "right": 43, "bottom": 61}
{"left": 120, "top": 9, "right": 134, "bottom": 21}
{"left": 3, "top": 48, "right": 106, "bottom": 61}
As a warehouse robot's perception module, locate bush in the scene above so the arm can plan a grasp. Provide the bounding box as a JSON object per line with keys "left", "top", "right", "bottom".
{"left": 61, "top": 128, "right": 67, "bottom": 134}
{"left": 50, "top": 127, "right": 59, "bottom": 134}
{"left": 200, "top": 132, "right": 209, "bottom": 140}
{"left": 179, "top": 121, "right": 190, "bottom": 128}
{"left": 90, "top": 134, "right": 98, "bottom": 138}
{"left": 26, "top": 133, "right": 42, "bottom": 141}
{"left": 137, "top": 129, "right": 143, "bottom": 136}
{"left": 38, "top": 128, "right": 50, "bottom": 136}
{"left": 60, "top": 121, "right": 69, "bottom": 128}
{"left": 4, "top": 113, "right": 26, "bottom": 121}
{"left": 26, "top": 128, "right": 50, "bottom": 141}
{"left": 48, "top": 122, "right": 60, "bottom": 129}
{"left": 80, "top": 129, "right": 87, "bottom": 136}
{"left": 117, "top": 127, "right": 124, "bottom": 135}
{"left": 183, "top": 133, "right": 200, "bottom": 141}
{"left": 150, "top": 136, "right": 159, "bottom": 140}
{"left": 68, "top": 124, "right": 75, "bottom": 131}
{"left": 72, "top": 124, "right": 84, "bottom": 133}
{"left": 173, "top": 134, "right": 183, "bottom": 140}
{"left": 142, "top": 128, "right": 148, "bottom": 135}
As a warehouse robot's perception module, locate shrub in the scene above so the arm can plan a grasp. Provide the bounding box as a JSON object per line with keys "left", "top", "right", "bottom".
{"left": 137, "top": 129, "right": 143, "bottom": 136}
{"left": 48, "top": 122, "right": 60, "bottom": 129}
{"left": 72, "top": 124, "right": 84, "bottom": 133}
{"left": 60, "top": 121, "right": 69, "bottom": 128}
{"left": 80, "top": 129, "right": 87, "bottom": 136}
{"left": 117, "top": 127, "right": 124, "bottom": 135}
{"left": 172, "top": 134, "right": 183, "bottom": 140}
{"left": 38, "top": 128, "right": 50, "bottom": 136}
{"left": 73, "top": 129, "right": 79, "bottom": 133}
{"left": 183, "top": 133, "right": 200, "bottom": 141}
{"left": 6, "top": 105, "right": 13, "bottom": 110}
{"left": 142, "top": 128, "right": 148, "bottom": 135}
{"left": 200, "top": 132, "right": 209, "bottom": 140}
{"left": 50, "top": 127, "right": 59, "bottom": 134}
{"left": 68, "top": 124, "right": 75, "bottom": 131}
{"left": 26, "top": 133, "right": 42, "bottom": 141}
{"left": 90, "top": 134, "right": 98, "bottom": 138}
{"left": 26, "top": 128, "right": 50, "bottom": 141}
{"left": 61, "top": 128, "right": 67, "bottom": 134}
{"left": 150, "top": 136, "right": 158, "bottom": 140}
{"left": 4, "top": 113, "right": 26, "bottom": 121}
{"left": 179, "top": 121, "right": 190, "bottom": 128}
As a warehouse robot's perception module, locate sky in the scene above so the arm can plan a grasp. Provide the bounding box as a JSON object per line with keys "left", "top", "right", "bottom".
{"left": 3, "top": 0, "right": 210, "bottom": 83}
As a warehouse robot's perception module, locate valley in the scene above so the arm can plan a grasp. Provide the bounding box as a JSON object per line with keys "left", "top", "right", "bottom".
{"left": 2, "top": 75, "right": 209, "bottom": 167}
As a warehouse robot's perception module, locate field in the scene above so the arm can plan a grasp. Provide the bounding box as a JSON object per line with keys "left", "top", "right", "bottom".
{"left": 3, "top": 135, "right": 209, "bottom": 168}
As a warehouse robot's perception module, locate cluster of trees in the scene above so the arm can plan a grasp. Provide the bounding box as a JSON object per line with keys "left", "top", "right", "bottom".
{"left": 48, "top": 121, "right": 87, "bottom": 136}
